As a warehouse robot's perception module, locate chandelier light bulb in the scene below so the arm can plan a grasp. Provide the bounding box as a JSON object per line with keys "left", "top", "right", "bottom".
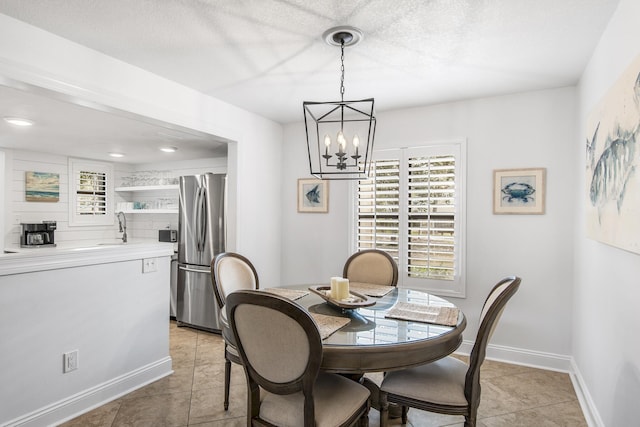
{"left": 352, "top": 134, "right": 360, "bottom": 158}
{"left": 337, "top": 130, "right": 346, "bottom": 154}
{"left": 323, "top": 134, "right": 331, "bottom": 156}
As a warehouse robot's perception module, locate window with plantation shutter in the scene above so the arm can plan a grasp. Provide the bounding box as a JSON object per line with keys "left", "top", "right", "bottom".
{"left": 77, "top": 171, "right": 107, "bottom": 215}
{"left": 68, "top": 159, "right": 114, "bottom": 226}
{"left": 356, "top": 159, "right": 400, "bottom": 259}
{"left": 354, "top": 142, "right": 466, "bottom": 297}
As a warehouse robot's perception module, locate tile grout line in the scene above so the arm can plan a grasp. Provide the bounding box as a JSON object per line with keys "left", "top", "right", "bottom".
{"left": 185, "top": 329, "right": 202, "bottom": 427}
{"left": 476, "top": 397, "right": 582, "bottom": 424}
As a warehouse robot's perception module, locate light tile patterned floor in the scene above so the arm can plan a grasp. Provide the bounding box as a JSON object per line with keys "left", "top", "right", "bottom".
{"left": 61, "top": 321, "right": 587, "bottom": 426}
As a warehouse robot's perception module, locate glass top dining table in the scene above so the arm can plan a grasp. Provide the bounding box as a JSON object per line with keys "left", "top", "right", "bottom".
{"left": 289, "top": 284, "right": 467, "bottom": 374}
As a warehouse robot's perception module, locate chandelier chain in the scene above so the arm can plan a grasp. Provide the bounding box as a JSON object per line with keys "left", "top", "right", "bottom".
{"left": 340, "top": 39, "right": 345, "bottom": 102}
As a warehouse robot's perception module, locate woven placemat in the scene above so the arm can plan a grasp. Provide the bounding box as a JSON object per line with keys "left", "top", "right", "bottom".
{"left": 310, "top": 313, "right": 351, "bottom": 340}
{"left": 262, "top": 288, "right": 310, "bottom": 301}
{"left": 349, "top": 282, "right": 395, "bottom": 297}
{"left": 385, "top": 302, "right": 460, "bottom": 327}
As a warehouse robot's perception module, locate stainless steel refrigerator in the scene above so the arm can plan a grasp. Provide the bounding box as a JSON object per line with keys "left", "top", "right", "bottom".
{"left": 176, "top": 173, "right": 226, "bottom": 333}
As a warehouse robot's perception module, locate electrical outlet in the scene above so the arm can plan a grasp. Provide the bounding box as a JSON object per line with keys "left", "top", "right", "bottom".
{"left": 142, "top": 258, "right": 157, "bottom": 273}
{"left": 63, "top": 350, "right": 79, "bottom": 373}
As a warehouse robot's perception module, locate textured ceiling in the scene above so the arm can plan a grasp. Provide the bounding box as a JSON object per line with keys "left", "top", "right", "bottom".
{"left": 0, "top": 0, "right": 621, "bottom": 163}
{"left": 0, "top": 0, "right": 620, "bottom": 124}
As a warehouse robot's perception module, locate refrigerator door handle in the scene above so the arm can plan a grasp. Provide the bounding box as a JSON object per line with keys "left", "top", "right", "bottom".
{"left": 194, "top": 186, "right": 203, "bottom": 252}
{"left": 199, "top": 186, "right": 207, "bottom": 253}
{"left": 179, "top": 265, "right": 209, "bottom": 273}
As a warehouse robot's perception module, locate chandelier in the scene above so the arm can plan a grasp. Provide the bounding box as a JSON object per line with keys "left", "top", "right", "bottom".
{"left": 303, "top": 26, "right": 376, "bottom": 180}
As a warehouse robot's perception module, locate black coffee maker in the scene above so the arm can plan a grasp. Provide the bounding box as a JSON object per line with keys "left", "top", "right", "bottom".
{"left": 20, "top": 221, "right": 57, "bottom": 248}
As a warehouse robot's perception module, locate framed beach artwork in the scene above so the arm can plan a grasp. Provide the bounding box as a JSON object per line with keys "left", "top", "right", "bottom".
{"left": 585, "top": 54, "right": 640, "bottom": 254}
{"left": 297, "top": 178, "right": 329, "bottom": 213}
{"left": 25, "top": 171, "right": 60, "bottom": 202}
{"left": 493, "top": 168, "right": 546, "bottom": 214}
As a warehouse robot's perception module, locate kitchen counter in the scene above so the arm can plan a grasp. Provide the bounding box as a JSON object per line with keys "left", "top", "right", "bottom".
{"left": 0, "top": 239, "right": 175, "bottom": 426}
{"left": 0, "top": 239, "right": 175, "bottom": 276}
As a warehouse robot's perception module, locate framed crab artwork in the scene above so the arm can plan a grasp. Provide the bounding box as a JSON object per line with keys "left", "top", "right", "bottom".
{"left": 493, "top": 168, "right": 546, "bottom": 214}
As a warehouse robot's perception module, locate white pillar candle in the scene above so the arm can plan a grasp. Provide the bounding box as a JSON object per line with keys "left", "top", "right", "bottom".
{"left": 330, "top": 277, "right": 342, "bottom": 299}
{"left": 336, "top": 278, "right": 350, "bottom": 300}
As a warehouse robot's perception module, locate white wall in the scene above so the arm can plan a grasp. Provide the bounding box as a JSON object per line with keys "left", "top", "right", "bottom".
{"left": 4, "top": 149, "right": 120, "bottom": 245}
{"left": 0, "top": 252, "right": 172, "bottom": 426}
{"left": 0, "top": 13, "right": 283, "bottom": 286}
{"left": 282, "top": 87, "right": 577, "bottom": 366}
{"left": 575, "top": 0, "right": 640, "bottom": 425}
{"left": 0, "top": 150, "right": 4, "bottom": 252}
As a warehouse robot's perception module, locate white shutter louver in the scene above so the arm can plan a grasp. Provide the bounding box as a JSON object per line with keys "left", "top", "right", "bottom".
{"left": 68, "top": 158, "right": 114, "bottom": 226}
{"left": 407, "top": 155, "right": 455, "bottom": 281}
{"left": 77, "top": 171, "right": 107, "bottom": 216}
{"left": 357, "top": 159, "right": 400, "bottom": 261}
{"left": 354, "top": 142, "right": 465, "bottom": 296}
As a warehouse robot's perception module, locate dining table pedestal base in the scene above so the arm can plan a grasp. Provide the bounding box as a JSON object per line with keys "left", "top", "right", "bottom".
{"left": 360, "top": 375, "right": 404, "bottom": 418}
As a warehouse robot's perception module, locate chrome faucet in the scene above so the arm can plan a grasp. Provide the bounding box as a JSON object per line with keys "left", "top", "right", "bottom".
{"left": 116, "top": 211, "right": 127, "bottom": 243}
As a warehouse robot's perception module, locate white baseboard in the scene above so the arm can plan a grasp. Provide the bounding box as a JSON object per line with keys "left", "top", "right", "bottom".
{"left": 569, "top": 358, "right": 605, "bottom": 427}
{"left": 3, "top": 357, "right": 173, "bottom": 427}
{"left": 455, "top": 341, "right": 604, "bottom": 427}
{"left": 456, "top": 340, "right": 573, "bottom": 372}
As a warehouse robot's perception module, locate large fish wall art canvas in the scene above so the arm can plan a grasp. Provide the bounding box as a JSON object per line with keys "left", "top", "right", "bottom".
{"left": 586, "top": 54, "right": 640, "bottom": 254}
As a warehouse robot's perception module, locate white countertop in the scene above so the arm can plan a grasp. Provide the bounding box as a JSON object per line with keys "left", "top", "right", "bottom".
{"left": 0, "top": 239, "right": 175, "bottom": 276}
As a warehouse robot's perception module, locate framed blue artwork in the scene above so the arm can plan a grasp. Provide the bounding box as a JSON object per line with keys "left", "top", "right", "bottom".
{"left": 298, "top": 178, "right": 329, "bottom": 213}
{"left": 493, "top": 168, "right": 546, "bottom": 214}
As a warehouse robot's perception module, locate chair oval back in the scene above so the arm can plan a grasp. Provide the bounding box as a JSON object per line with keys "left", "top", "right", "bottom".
{"left": 227, "top": 290, "right": 322, "bottom": 395}
{"left": 465, "top": 276, "right": 521, "bottom": 407}
{"left": 211, "top": 252, "right": 259, "bottom": 309}
{"left": 343, "top": 249, "right": 399, "bottom": 286}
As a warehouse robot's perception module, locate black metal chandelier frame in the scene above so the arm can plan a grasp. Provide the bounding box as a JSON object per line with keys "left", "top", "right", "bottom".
{"left": 303, "top": 27, "right": 377, "bottom": 180}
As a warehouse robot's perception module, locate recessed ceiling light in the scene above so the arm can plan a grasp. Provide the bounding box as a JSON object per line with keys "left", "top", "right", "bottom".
{"left": 4, "top": 116, "right": 34, "bottom": 126}
{"left": 109, "top": 152, "right": 125, "bottom": 158}
{"left": 160, "top": 146, "right": 178, "bottom": 153}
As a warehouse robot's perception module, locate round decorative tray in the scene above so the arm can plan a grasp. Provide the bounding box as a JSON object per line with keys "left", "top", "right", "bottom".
{"left": 308, "top": 285, "right": 376, "bottom": 309}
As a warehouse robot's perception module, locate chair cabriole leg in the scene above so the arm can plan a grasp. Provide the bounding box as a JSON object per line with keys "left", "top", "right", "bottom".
{"left": 224, "top": 356, "right": 231, "bottom": 410}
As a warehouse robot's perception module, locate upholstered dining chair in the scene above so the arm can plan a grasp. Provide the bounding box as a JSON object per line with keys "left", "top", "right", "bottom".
{"left": 211, "top": 251, "right": 259, "bottom": 410}
{"left": 343, "top": 249, "right": 398, "bottom": 286}
{"left": 379, "top": 276, "right": 522, "bottom": 427}
{"left": 227, "top": 290, "right": 371, "bottom": 427}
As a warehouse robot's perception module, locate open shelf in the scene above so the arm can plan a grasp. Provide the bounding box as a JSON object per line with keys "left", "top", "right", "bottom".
{"left": 118, "top": 209, "right": 178, "bottom": 214}
{"left": 115, "top": 185, "right": 179, "bottom": 192}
